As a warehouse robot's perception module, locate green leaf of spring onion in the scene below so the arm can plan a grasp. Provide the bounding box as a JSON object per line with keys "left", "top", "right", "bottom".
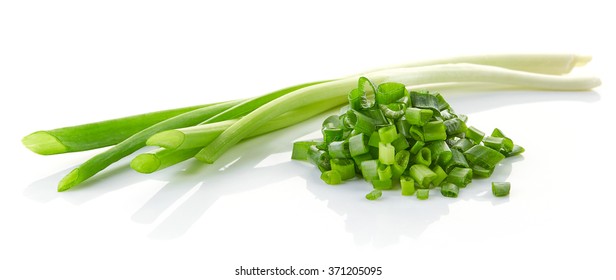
{"left": 440, "top": 183, "right": 460, "bottom": 198}
{"left": 328, "top": 141, "right": 351, "bottom": 159}
{"left": 378, "top": 142, "right": 395, "bottom": 165}
{"left": 446, "top": 167, "right": 473, "bottom": 188}
{"left": 492, "top": 182, "right": 511, "bottom": 197}
{"left": 464, "top": 145, "right": 505, "bottom": 170}
{"left": 331, "top": 158, "right": 356, "bottom": 180}
{"left": 401, "top": 176, "right": 416, "bottom": 196}
{"left": 372, "top": 178, "right": 393, "bottom": 190}
{"left": 376, "top": 82, "right": 407, "bottom": 105}
{"left": 360, "top": 160, "right": 379, "bottom": 182}
{"left": 414, "top": 147, "right": 432, "bottom": 167}
{"left": 405, "top": 107, "right": 433, "bottom": 126}
{"left": 365, "top": 189, "right": 383, "bottom": 200}
{"left": 291, "top": 141, "right": 320, "bottom": 161}
{"left": 378, "top": 125, "right": 398, "bottom": 144}
{"left": 416, "top": 189, "right": 430, "bottom": 200}
{"left": 321, "top": 170, "right": 342, "bottom": 185}
{"left": 466, "top": 126, "right": 485, "bottom": 144}
{"left": 409, "top": 164, "right": 436, "bottom": 188}
{"left": 423, "top": 120, "right": 447, "bottom": 142}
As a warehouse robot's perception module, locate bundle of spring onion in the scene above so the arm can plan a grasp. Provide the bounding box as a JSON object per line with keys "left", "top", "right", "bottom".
{"left": 292, "top": 77, "right": 523, "bottom": 200}
{"left": 21, "top": 54, "right": 601, "bottom": 193}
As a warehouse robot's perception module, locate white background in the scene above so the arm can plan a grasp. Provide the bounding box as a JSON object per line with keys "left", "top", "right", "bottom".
{"left": 1, "top": 1, "right": 614, "bottom": 279}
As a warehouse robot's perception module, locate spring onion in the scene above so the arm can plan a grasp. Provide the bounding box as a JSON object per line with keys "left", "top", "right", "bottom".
{"left": 349, "top": 133, "right": 370, "bottom": 157}
{"left": 414, "top": 147, "right": 432, "bottom": 166}
{"left": 440, "top": 183, "right": 460, "bottom": 198}
{"left": 23, "top": 54, "right": 599, "bottom": 194}
{"left": 365, "top": 189, "right": 383, "bottom": 200}
{"left": 197, "top": 63, "right": 601, "bottom": 164}
{"left": 21, "top": 103, "right": 227, "bottom": 155}
{"left": 293, "top": 76, "right": 542, "bottom": 200}
{"left": 331, "top": 159, "right": 355, "bottom": 180}
{"left": 135, "top": 98, "right": 341, "bottom": 173}
{"left": 464, "top": 145, "right": 505, "bottom": 170}
{"left": 416, "top": 189, "right": 430, "bottom": 200}
{"left": 446, "top": 167, "right": 473, "bottom": 188}
{"left": 492, "top": 182, "right": 511, "bottom": 197}
{"left": 401, "top": 176, "right": 416, "bottom": 196}
{"left": 321, "top": 170, "right": 342, "bottom": 185}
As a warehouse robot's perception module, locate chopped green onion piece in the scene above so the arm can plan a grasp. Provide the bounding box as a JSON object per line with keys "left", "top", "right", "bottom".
{"left": 466, "top": 126, "right": 485, "bottom": 144}
{"left": 440, "top": 183, "right": 459, "bottom": 198}
{"left": 322, "top": 115, "right": 341, "bottom": 129}
{"left": 358, "top": 76, "right": 377, "bottom": 109}
{"left": 423, "top": 120, "right": 447, "bottom": 142}
{"left": 378, "top": 163, "right": 393, "bottom": 180}
{"left": 372, "top": 178, "right": 393, "bottom": 190}
{"left": 331, "top": 158, "right": 356, "bottom": 180}
{"left": 349, "top": 110, "right": 377, "bottom": 135}
{"left": 377, "top": 82, "right": 407, "bottom": 105}
{"left": 492, "top": 182, "right": 511, "bottom": 197}
{"left": 416, "top": 189, "right": 430, "bottom": 200}
{"left": 408, "top": 125, "right": 425, "bottom": 141}
{"left": 446, "top": 167, "right": 473, "bottom": 188}
{"left": 391, "top": 135, "right": 410, "bottom": 151}
{"left": 322, "top": 115, "right": 343, "bottom": 144}
{"left": 363, "top": 108, "right": 390, "bottom": 126}
{"left": 395, "top": 118, "right": 411, "bottom": 138}
{"left": 401, "top": 176, "right": 416, "bottom": 196}
{"left": 451, "top": 138, "right": 475, "bottom": 152}
{"left": 328, "top": 141, "right": 351, "bottom": 159}
{"left": 443, "top": 149, "right": 470, "bottom": 173}
{"left": 443, "top": 118, "right": 468, "bottom": 137}
{"left": 464, "top": 145, "right": 505, "bottom": 170}
{"left": 348, "top": 133, "right": 369, "bottom": 157}
{"left": 379, "top": 142, "right": 395, "bottom": 165}
{"left": 321, "top": 170, "right": 342, "bottom": 185}
{"left": 410, "top": 91, "right": 440, "bottom": 112}
{"left": 348, "top": 88, "right": 364, "bottom": 111}
{"left": 491, "top": 128, "right": 514, "bottom": 152}
{"left": 427, "top": 140, "right": 452, "bottom": 166}
{"left": 433, "top": 92, "right": 450, "bottom": 110}
{"left": 409, "top": 140, "right": 425, "bottom": 154}
{"left": 378, "top": 125, "right": 398, "bottom": 144}
{"left": 315, "top": 141, "right": 328, "bottom": 150}
{"left": 308, "top": 145, "right": 332, "bottom": 172}
{"left": 472, "top": 165, "right": 494, "bottom": 178}
{"left": 352, "top": 153, "right": 373, "bottom": 168}
{"left": 360, "top": 160, "right": 379, "bottom": 181}
{"left": 459, "top": 114, "right": 468, "bottom": 123}
{"left": 365, "top": 189, "right": 382, "bottom": 200}
{"left": 440, "top": 109, "right": 457, "bottom": 120}
{"left": 394, "top": 150, "right": 411, "bottom": 170}
{"left": 369, "top": 146, "right": 379, "bottom": 159}
{"left": 380, "top": 103, "right": 406, "bottom": 119}
{"left": 368, "top": 131, "right": 380, "bottom": 147}
{"left": 405, "top": 108, "right": 433, "bottom": 126}
{"left": 506, "top": 145, "right": 525, "bottom": 157}
{"left": 483, "top": 136, "right": 504, "bottom": 151}
{"left": 414, "top": 147, "right": 432, "bottom": 166}
{"left": 291, "top": 141, "right": 319, "bottom": 160}
{"left": 339, "top": 112, "right": 355, "bottom": 131}
{"left": 431, "top": 165, "right": 448, "bottom": 187}
{"left": 391, "top": 163, "right": 405, "bottom": 180}
{"left": 322, "top": 127, "right": 344, "bottom": 144}
{"left": 409, "top": 164, "right": 437, "bottom": 188}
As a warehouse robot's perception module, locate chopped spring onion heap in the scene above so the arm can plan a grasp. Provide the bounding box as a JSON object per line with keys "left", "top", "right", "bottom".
{"left": 292, "top": 77, "right": 525, "bottom": 200}
{"left": 21, "top": 54, "right": 600, "bottom": 193}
